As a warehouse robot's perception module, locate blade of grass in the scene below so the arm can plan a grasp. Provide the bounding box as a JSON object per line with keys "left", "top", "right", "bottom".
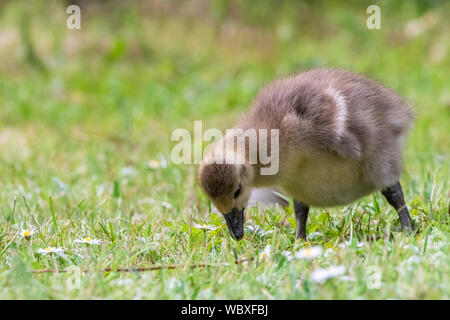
{"left": 49, "top": 196, "right": 62, "bottom": 246}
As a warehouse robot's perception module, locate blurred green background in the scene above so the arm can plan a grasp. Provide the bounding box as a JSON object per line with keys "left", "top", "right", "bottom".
{"left": 0, "top": 0, "right": 448, "bottom": 299}
{"left": 0, "top": 0, "right": 448, "bottom": 208}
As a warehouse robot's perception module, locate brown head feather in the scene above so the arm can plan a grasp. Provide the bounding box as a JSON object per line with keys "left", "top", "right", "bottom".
{"left": 198, "top": 163, "right": 235, "bottom": 199}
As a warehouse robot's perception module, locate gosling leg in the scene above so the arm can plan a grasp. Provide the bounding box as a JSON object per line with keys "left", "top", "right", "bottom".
{"left": 294, "top": 200, "right": 309, "bottom": 240}
{"left": 381, "top": 182, "right": 415, "bottom": 231}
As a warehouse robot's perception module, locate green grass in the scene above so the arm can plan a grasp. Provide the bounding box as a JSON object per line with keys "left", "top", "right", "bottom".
{"left": 0, "top": 0, "right": 448, "bottom": 299}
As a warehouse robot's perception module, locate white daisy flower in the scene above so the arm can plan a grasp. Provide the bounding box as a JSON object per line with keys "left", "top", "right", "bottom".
{"left": 52, "top": 176, "right": 68, "bottom": 192}
{"left": 246, "top": 224, "right": 258, "bottom": 232}
{"left": 259, "top": 245, "right": 271, "bottom": 261}
{"left": 158, "top": 156, "right": 168, "bottom": 168}
{"left": 121, "top": 166, "right": 137, "bottom": 177}
{"left": 323, "top": 248, "right": 334, "bottom": 258}
{"left": 148, "top": 241, "right": 161, "bottom": 250}
{"left": 311, "top": 265, "right": 346, "bottom": 283}
{"left": 338, "top": 241, "right": 349, "bottom": 248}
{"left": 246, "top": 224, "right": 269, "bottom": 237}
{"left": 404, "top": 244, "right": 420, "bottom": 254}
{"left": 147, "top": 155, "right": 168, "bottom": 170}
{"left": 306, "top": 232, "right": 323, "bottom": 240}
{"left": 405, "top": 255, "right": 422, "bottom": 265}
{"left": 72, "top": 248, "right": 86, "bottom": 259}
{"left": 339, "top": 275, "right": 356, "bottom": 282}
{"left": 20, "top": 228, "right": 37, "bottom": 239}
{"left": 338, "top": 240, "right": 365, "bottom": 248}
{"left": 282, "top": 250, "right": 293, "bottom": 261}
{"left": 283, "top": 246, "right": 323, "bottom": 261}
{"left": 160, "top": 201, "right": 173, "bottom": 209}
{"left": 37, "top": 247, "right": 66, "bottom": 258}
{"left": 74, "top": 237, "right": 102, "bottom": 245}
{"left": 137, "top": 237, "right": 160, "bottom": 249}
{"left": 153, "top": 233, "right": 162, "bottom": 241}
{"left": 294, "top": 246, "right": 323, "bottom": 260}
{"left": 148, "top": 158, "right": 168, "bottom": 169}
{"left": 193, "top": 223, "right": 218, "bottom": 231}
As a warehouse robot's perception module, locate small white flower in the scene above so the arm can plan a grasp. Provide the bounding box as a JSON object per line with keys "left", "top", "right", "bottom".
{"left": 148, "top": 160, "right": 160, "bottom": 169}
{"left": 52, "top": 176, "right": 68, "bottom": 191}
{"left": 20, "top": 228, "right": 37, "bottom": 239}
{"left": 282, "top": 250, "right": 293, "bottom": 261}
{"left": 72, "top": 248, "right": 86, "bottom": 259}
{"left": 121, "top": 166, "right": 137, "bottom": 177}
{"left": 259, "top": 245, "right": 271, "bottom": 261}
{"left": 323, "top": 248, "right": 334, "bottom": 258}
{"left": 427, "top": 241, "right": 445, "bottom": 251}
{"left": 339, "top": 275, "right": 356, "bottom": 282}
{"left": 160, "top": 201, "right": 173, "bottom": 209}
{"left": 148, "top": 159, "right": 167, "bottom": 169}
{"left": 430, "top": 251, "right": 444, "bottom": 265}
{"left": 405, "top": 255, "right": 422, "bottom": 265}
{"left": 306, "top": 232, "right": 323, "bottom": 240}
{"left": 149, "top": 241, "right": 160, "bottom": 249}
{"left": 246, "top": 224, "right": 269, "bottom": 237}
{"left": 311, "top": 265, "right": 346, "bottom": 283}
{"left": 37, "top": 247, "right": 66, "bottom": 258}
{"left": 283, "top": 246, "right": 323, "bottom": 261}
{"left": 193, "top": 223, "right": 218, "bottom": 231}
{"left": 74, "top": 237, "right": 102, "bottom": 245}
{"left": 338, "top": 240, "right": 365, "bottom": 248}
{"left": 294, "top": 246, "right": 323, "bottom": 260}
{"left": 153, "top": 233, "right": 162, "bottom": 241}
{"left": 245, "top": 224, "right": 258, "bottom": 232}
{"left": 142, "top": 240, "right": 161, "bottom": 250}
{"left": 159, "top": 156, "right": 168, "bottom": 168}
{"left": 404, "top": 244, "right": 420, "bottom": 254}
{"left": 137, "top": 235, "right": 161, "bottom": 250}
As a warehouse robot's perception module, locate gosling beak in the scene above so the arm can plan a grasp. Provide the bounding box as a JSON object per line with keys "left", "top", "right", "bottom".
{"left": 224, "top": 208, "right": 245, "bottom": 240}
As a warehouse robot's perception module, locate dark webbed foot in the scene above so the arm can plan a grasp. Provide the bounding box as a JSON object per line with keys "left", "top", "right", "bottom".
{"left": 381, "top": 182, "right": 415, "bottom": 231}
{"left": 293, "top": 200, "right": 309, "bottom": 240}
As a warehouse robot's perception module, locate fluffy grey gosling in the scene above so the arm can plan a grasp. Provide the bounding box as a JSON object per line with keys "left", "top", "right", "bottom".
{"left": 198, "top": 68, "right": 415, "bottom": 240}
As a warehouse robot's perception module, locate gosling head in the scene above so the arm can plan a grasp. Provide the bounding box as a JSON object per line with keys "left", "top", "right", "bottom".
{"left": 198, "top": 160, "right": 254, "bottom": 240}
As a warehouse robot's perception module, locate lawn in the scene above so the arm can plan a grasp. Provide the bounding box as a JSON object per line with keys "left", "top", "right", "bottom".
{"left": 0, "top": 0, "right": 448, "bottom": 299}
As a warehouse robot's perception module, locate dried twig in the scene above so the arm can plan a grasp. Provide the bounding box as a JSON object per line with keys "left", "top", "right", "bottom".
{"left": 31, "top": 258, "right": 253, "bottom": 274}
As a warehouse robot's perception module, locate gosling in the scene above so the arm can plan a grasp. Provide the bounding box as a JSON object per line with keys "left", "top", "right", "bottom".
{"left": 198, "top": 68, "right": 415, "bottom": 240}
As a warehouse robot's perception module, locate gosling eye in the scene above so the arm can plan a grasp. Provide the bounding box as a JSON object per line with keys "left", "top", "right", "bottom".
{"left": 233, "top": 184, "right": 241, "bottom": 199}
